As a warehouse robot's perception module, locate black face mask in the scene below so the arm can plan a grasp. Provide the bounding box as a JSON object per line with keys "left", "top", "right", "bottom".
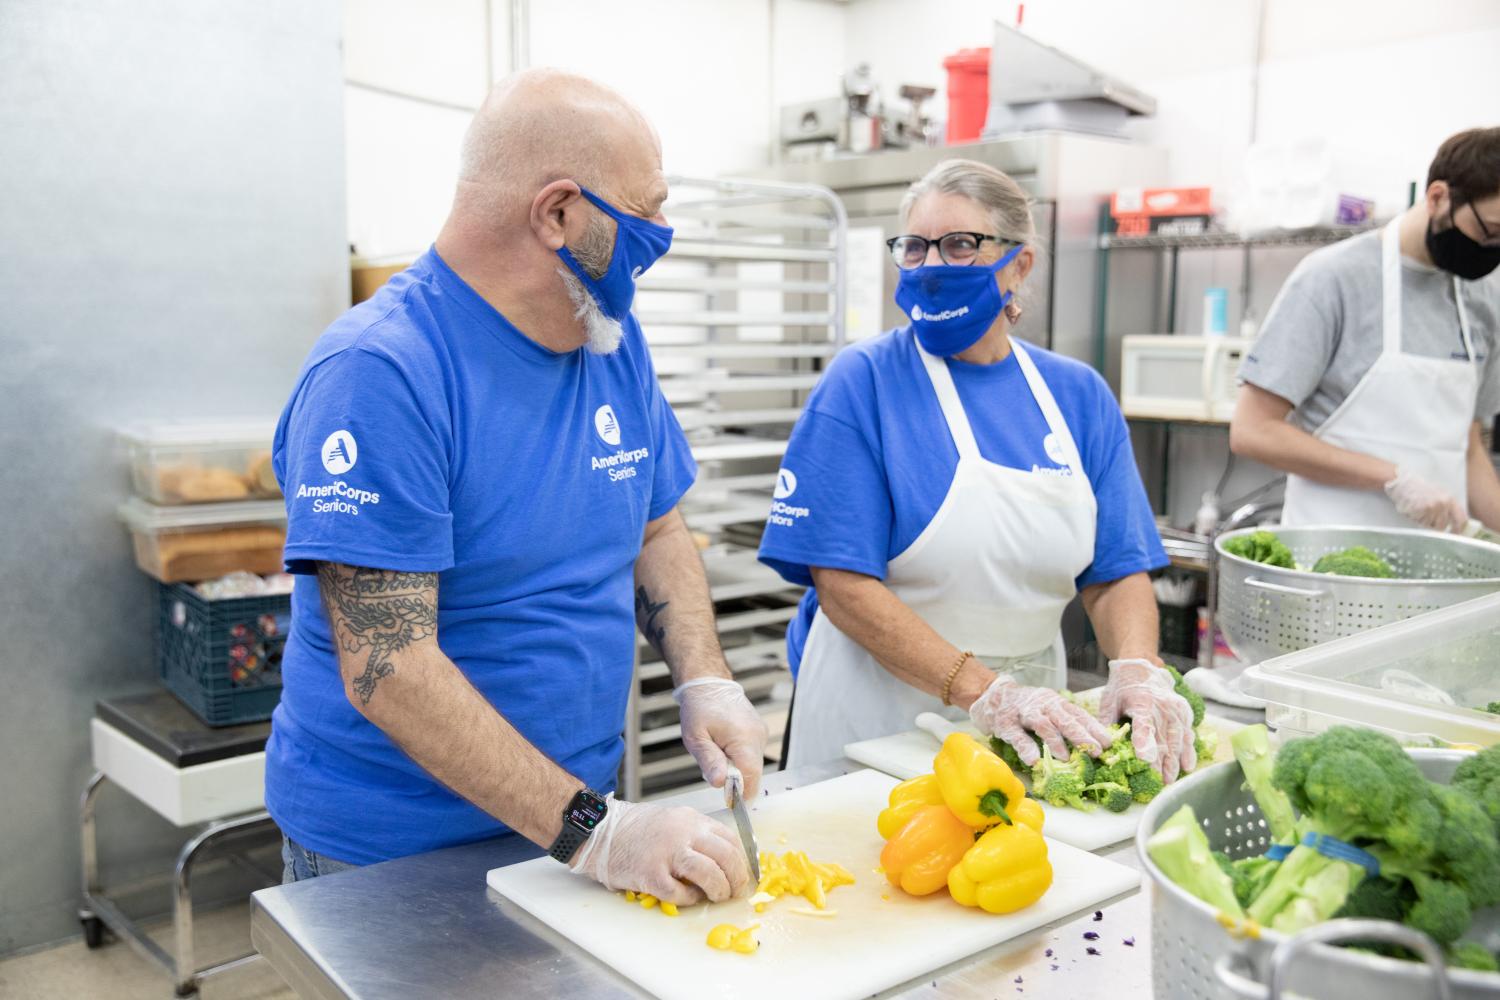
{"left": 1426, "top": 204, "right": 1500, "bottom": 280}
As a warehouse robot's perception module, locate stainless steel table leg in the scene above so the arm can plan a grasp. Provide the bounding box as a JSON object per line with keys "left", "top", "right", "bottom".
{"left": 79, "top": 772, "right": 107, "bottom": 947}
{"left": 172, "top": 811, "right": 276, "bottom": 998}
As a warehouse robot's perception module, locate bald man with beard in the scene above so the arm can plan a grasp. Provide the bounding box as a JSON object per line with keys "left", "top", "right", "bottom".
{"left": 267, "top": 69, "right": 764, "bottom": 903}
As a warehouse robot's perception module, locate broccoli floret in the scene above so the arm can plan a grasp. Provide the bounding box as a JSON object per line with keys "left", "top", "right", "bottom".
{"left": 988, "top": 735, "right": 1031, "bottom": 775}
{"left": 1085, "top": 780, "right": 1133, "bottom": 813}
{"left": 1222, "top": 530, "right": 1296, "bottom": 569}
{"left": 1449, "top": 941, "right": 1500, "bottom": 973}
{"left": 1336, "top": 875, "right": 1413, "bottom": 923}
{"left": 1230, "top": 856, "right": 1280, "bottom": 910}
{"left": 1312, "top": 546, "right": 1395, "bottom": 578}
{"left": 1162, "top": 663, "right": 1206, "bottom": 728}
{"left": 1452, "top": 743, "right": 1500, "bottom": 837}
{"left": 1404, "top": 874, "right": 1471, "bottom": 945}
{"left": 1148, "top": 805, "right": 1244, "bottom": 917}
{"left": 1231, "top": 725, "right": 1298, "bottom": 844}
{"left": 1128, "top": 766, "right": 1165, "bottom": 804}
{"left": 1031, "top": 745, "right": 1095, "bottom": 811}
{"left": 1194, "top": 727, "right": 1219, "bottom": 765}
{"left": 1247, "top": 727, "right": 1442, "bottom": 931}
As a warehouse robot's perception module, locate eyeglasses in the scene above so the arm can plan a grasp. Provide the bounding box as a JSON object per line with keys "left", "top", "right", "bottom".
{"left": 885, "top": 232, "right": 1019, "bottom": 269}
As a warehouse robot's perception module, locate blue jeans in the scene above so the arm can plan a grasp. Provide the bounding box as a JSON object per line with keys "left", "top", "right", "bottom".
{"left": 281, "top": 835, "right": 361, "bottom": 883}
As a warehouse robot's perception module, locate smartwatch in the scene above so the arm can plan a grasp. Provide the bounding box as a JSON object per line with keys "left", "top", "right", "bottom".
{"left": 549, "top": 788, "right": 609, "bottom": 863}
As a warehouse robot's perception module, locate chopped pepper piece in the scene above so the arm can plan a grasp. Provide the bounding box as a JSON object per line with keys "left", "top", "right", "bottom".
{"left": 879, "top": 804, "right": 975, "bottom": 896}
{"left": 934, "top": 733, "right": 1028, "bottom": 828}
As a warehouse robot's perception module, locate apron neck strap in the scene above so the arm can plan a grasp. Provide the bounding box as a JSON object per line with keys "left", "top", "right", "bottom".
{"left": 915, "top": 338, "right": 1088, "bottom": 476}
{"left": 916, "top": 344, "right": 981, "bottom": 460}
{"left": 1384, "top": 216, "right": 1478, "bottom": 365}
{"left": 1381, "top": 217, "right": 1403, "bottom": 355}
{"left": 1011, "top": 341, "right": 1087, "bottom": 476}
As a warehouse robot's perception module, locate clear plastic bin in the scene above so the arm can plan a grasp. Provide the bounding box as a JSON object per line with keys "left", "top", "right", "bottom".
{"left": 1241, "top": 591, "right": 1500, "bottom": 749}
{"left": 117, "top": 497, "right": 286, "bottom": 583}
{"left": 119, "top": 421, "right": 280, "bottom": 504}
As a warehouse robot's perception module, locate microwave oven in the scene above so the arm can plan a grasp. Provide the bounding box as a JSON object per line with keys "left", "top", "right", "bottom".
{"left": 1119, "top": 335, "right": 1252, "bottom": 422}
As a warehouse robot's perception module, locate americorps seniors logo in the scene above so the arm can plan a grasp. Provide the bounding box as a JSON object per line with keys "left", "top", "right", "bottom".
{"left": 321, "top": 430, "right": 357, "bottom": 475}
{"left": 910, "top": 303, "right": 969, "bottom": 323}
{"left": 594, "top": 404, "right": 622, "bottom": 446}
{"left": 774, "top": 468, "right": 798, "bottom": 499}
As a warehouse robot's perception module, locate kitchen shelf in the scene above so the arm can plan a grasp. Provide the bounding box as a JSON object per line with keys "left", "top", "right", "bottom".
{"left": 1099, "top": 223, "right": 1379, "bottom": 251}
{"left": 618, "top": 174, "right": 846, "bottom": 801}
{"left": 636, "top": 312, "right": 834, "bottom": 328}
{"left": 676, "top": 408, "right": 804, "bottom": 433}
{"left": 637, "top": 275, "right": 836, "bottom": 295}
{"left": 659, "top": 373, "right": 822, "bottom": 401}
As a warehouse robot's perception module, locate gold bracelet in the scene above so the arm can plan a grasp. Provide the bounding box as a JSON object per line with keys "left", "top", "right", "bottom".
{"left": 940, "top": 650, "right": 974, "bottom": 707}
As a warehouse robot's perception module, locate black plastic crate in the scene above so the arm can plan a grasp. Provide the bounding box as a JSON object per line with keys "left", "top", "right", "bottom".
{"left": 1158, "top": 602, "right": 1199, "bottom": 660}
{"left": 157, "top": 581, "right": 288, "bottom": 726}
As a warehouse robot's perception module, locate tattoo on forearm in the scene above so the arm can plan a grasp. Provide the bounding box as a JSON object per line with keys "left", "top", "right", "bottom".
{"left": 635, "top": 585, "right": 669, "bottom": 651}
{"left": 317, "top": 563, "right": 437, "bottom": 705}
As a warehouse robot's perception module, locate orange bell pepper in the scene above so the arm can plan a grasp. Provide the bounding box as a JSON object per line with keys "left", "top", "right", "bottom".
{"left": 876, "top": 774, "right": 946, "bottom": 840}
{"left": 879, "top": 804, "right": 975, "bottom": 896}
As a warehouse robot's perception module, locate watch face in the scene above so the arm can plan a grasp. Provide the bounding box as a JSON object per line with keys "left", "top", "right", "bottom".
{"left": 566, "top": 791, "right": 607, "bottom": 831}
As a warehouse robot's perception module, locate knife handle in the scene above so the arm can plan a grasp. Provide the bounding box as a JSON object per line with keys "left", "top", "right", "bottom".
{"left": 724, "top": 762, "right": 744, "bottom": 807}
{"left": 915, "top": 712, "right": 962, "bottom": 743}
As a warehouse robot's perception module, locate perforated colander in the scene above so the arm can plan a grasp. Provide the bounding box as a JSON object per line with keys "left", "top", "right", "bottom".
{"left": 1138, "top": 750, "right": 1498, "bottom": 1000}
{"left": 1213, "top": 526, "right": 1500, "bottom": 666}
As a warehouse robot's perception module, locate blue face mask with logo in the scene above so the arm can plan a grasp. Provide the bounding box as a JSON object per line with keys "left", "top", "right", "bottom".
{"left": 556, "top": 185, "right": 674, "bottom": 322}
{"left": 895, "top": 243, "right": 1024, "bottom": 356}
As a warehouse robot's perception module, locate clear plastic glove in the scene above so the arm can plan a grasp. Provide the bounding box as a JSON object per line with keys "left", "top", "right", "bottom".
{"left": 568, "top": 795, "right": 751, "bottom": 905}
{"left": 674, "top": 677, "right": 767, "bottom": 799}
{"left": 1098, "top": 658, "right": 1196, "bottom": 783}
{"left": 968, "top": 673, "right": 1114, "bottom": 768}
{"left": 1385, "top": 467, "right": 1467, "bottom": 532}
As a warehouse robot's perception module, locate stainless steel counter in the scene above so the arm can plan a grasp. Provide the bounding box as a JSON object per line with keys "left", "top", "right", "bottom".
{"left": 252, "top": 701, "right": 1267, "bottom": 1000}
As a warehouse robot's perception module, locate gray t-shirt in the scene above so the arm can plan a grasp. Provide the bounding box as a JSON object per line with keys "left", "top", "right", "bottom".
{"left": 1239, "top": 229, "right": 1500, "bottom": 433}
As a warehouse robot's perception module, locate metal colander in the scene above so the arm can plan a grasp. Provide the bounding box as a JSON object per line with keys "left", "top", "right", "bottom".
{"left": 1138, "top": 749, "right": 1498, "bottom": 1000}
{"left": 1214, "top": 526, "right": 1500, "bottom": 666}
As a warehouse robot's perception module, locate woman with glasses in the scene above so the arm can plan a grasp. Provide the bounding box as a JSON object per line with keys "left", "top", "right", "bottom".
{"left": 758, "top": 159, "right": 1193, "bottom": 780}
{"left": 1232, "top": 127, "right": 1500, "bottom": 532}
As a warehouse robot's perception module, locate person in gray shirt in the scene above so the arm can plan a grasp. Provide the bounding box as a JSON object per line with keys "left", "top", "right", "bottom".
{"left": 1231, "top": 128, "right": 1500, "bottom": 533}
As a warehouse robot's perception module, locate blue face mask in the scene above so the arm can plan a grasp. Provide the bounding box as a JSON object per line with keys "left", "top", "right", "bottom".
{"left": 894, "top": 243, "right": 1024, "bottom": 356}
{"left": 556, "top": 185, "right": 674, "bottom": 322}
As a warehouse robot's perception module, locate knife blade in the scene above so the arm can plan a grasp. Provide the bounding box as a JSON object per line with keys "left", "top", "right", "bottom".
{"left": 724, "top": 763, "right": 761, "bottom": 883}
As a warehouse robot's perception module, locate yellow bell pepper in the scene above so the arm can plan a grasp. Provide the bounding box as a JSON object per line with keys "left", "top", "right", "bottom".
{"left": 879, "top": 804, "right": 974, "bottom": 896}
{"left": 947, "top": 820, "right": 1053, "bottom": 914}
{"left": 1010, "top": 796, "right": 1045, "bottom": 834}
{"left": 876, "top": 774, "right": 946, "bottom": 840}
{"left": 933, "top": 733, "right": 1028, "bottom": 828}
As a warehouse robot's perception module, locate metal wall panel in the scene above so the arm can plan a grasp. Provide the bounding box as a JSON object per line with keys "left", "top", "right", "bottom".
{"left": 0, "top": 0, "right": 346, "bottom": 954}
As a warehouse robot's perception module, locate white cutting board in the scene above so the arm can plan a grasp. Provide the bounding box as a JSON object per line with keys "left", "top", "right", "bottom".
{"left": 487, "top": 769, "right": 1139, "bottom": 1000}
{"left": 844, "top": 712, "right": 1244, "bottom": 852}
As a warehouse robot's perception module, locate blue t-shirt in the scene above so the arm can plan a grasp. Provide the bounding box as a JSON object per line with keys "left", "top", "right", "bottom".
{"left": 758, "top": 328, "right": 1166, "bottom": 675}
{"left": 266, "top": 248, "right": 696, "bottom": 865}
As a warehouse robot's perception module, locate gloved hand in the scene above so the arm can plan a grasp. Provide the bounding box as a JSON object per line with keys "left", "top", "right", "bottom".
{"left": 568, "top": 795, "right": 751, "bottom": 904}
{"left": 968, "top": 673, "right": 1114, "bottom": 768}
{"left": 674, "top": 677, "right": 767, "bottom": 799}
{"left": 1385, "top": 467, "right": 1467, "bottom": 532}
{"left": 1098, "top": 658, "right": 1196, "bottom": 784}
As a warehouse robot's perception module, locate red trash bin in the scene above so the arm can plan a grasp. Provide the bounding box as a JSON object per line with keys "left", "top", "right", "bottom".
{"left": 942, "top": 47, "right": 991, "bottom": 145}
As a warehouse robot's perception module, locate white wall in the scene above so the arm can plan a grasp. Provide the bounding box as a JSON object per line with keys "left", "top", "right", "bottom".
{"left": 343, "top": 0, "right": 848, "bottom": 259}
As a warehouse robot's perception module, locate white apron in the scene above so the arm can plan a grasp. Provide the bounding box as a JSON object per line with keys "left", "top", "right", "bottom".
{"left": 1282, "top": 217, "right": 1478, "bottom": 527}
{"left": 786, "top": 340, "right": 1098, "bottom": 767}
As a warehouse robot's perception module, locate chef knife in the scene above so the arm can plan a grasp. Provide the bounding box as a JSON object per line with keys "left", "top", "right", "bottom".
{"left": 724, "top": 763, "right": 761, "bottom": 883}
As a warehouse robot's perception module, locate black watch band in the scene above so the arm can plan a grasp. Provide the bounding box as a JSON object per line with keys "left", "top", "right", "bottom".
{"left": 549, "top": 788, "right": 608, "bottom": 863}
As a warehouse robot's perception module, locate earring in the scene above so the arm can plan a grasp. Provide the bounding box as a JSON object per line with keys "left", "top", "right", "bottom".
{"left": 1004, "top": 302, "right": 1023, "bottom": 325}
